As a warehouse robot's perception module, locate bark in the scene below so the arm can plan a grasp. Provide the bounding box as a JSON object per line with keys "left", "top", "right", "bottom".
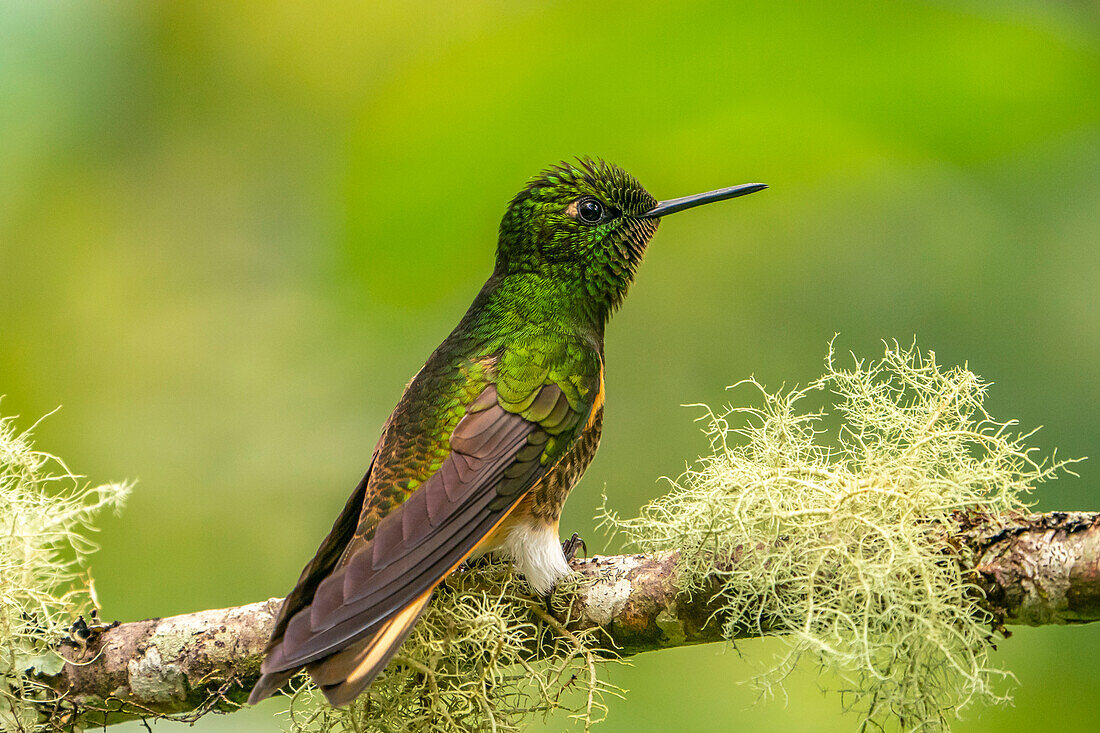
{"left": 39, "top": 511, "right": 1100, "bottom": 726}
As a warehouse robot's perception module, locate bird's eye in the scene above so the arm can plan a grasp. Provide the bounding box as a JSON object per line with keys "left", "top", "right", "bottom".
{"left": 576, "top": 198, "right": 606, "bottom": 225}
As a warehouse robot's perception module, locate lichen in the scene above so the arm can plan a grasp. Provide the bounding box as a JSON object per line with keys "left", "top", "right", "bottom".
{"left": 583, "top": 579, "right": 632, "bottom": 626}
{"left": 127, "top": 648, "right": 187, "bottom": 705}
{"left": 654, "top": 608, "right": 687, "bottom": 647}
{"left": 282, "top": 563, "right": 617, "bottom": 733}
{"left": 603, "top": 340, "right": 1075, "bottom": 731}
{"left": 0, "top": 411, "right": 130, "bottom": 731}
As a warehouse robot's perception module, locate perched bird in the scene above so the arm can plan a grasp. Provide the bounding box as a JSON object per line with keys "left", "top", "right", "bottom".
{"left": 249, "top": 159, "right": 765, "bottom": 707}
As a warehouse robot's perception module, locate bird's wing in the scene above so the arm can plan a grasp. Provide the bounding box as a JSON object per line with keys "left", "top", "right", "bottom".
{"left": 261, "top": 350, "right": 600, "bottom": 674}
{"left": 264, "top": 463, "right": 373, "bottom": 647}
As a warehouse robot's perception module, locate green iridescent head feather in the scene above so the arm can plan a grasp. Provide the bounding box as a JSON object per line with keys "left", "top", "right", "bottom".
{"left": 495, "top": 157, "right": 660, "bottom": 318}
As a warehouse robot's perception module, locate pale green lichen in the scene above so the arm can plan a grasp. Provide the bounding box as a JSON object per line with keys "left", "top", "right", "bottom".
{"left": 603, "top": 340, "right": 1073, "bottom": 731}
{"left": 283, "top": 563, "right": 617, "bottom": 733}
{"left": 0, "top": 411, "right": 129, "bottom": 731}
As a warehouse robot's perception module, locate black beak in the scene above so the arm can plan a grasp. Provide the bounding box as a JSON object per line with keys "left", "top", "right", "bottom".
{"left": 642, "top": 182, "right": 767, "bottom": 218}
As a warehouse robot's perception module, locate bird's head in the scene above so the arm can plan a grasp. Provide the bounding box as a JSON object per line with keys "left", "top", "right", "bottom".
{"left": 495, "top": 158, "right": 765, "bottom": 317}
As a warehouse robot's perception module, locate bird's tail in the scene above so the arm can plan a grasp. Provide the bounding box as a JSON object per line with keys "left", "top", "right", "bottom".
{"left": 248, "top": 589, "right": 433, "bottom": 708}
{"left": 248, "top": 667, "right": 297, "bottom": 706}
{"left": 308, "top": 589, "right": 432, "bottom": 706}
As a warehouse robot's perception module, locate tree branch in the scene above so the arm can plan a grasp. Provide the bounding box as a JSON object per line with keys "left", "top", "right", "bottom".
{"left": 40, "top": 511, "right": 1100, "bottom": 725}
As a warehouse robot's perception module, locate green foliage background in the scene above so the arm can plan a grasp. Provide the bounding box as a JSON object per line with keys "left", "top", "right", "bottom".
{"left": 1, "top": 1, "right": 1098, "bottom": 730}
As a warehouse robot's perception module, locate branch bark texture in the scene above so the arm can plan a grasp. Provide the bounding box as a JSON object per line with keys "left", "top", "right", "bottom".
{"left": 43, "top": 511, "right": 1100, "bottom": 724}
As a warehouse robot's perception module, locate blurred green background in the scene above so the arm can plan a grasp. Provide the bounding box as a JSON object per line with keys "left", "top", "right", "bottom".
{"left": 2, "top": 1, "right": 1098, "bottom": 730}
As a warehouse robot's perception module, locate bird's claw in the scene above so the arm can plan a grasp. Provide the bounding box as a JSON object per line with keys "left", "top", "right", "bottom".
{"left": 561, "top": 532, "right": 587, "bottom": 562}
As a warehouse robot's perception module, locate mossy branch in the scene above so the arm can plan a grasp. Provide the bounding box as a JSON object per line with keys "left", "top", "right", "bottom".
{"left": 36, "top": 510, "right": 1100, "bottom": 726}
{"left": 8, "top": 341, "right": 1094, "bottom": 732}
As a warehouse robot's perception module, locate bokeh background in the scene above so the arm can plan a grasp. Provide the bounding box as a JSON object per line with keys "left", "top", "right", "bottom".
{"left": 2, "top": 1, "right": 1099, "bottom": 730}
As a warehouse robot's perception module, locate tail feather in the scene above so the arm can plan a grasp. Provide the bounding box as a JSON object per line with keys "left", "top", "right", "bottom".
{"left": 247, "top": 668, "right": 298, "bottom": 706}
{"left": 306, "top": 637, "right": 375, "bottom": 688}
{"left": 249, "top": 590, "right": 432, "bottom": 708}
{"left": 310, "top": 590, "right": 433, "bottom": 707}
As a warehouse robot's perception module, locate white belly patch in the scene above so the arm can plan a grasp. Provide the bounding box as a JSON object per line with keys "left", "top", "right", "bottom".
{"left": 496, "top": 520, "right": 571, "bottom": 595}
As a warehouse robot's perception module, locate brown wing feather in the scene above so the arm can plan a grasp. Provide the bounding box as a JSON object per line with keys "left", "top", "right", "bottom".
{"left": 265, "top": 464, "right": 373, "bottom": 647}
{"left": 252, "top": 377, "right": 594, "bottom": 706}
{"left": 258, "top": 385, "right": 550, "bottom": 674}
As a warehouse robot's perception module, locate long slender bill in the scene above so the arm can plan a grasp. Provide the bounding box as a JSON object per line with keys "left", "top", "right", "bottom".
{"left": 643, "top": 182, "right": 767, "bottom": 218}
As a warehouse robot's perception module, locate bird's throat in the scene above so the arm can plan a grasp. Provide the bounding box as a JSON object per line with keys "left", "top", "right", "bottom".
{"left": 480, "top": 270, "right": 611, "bottom": 339}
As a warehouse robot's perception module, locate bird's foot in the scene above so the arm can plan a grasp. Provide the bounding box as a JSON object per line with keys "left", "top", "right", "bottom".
{"left": 561, "top": 532, "right": 587, "bottom": 562}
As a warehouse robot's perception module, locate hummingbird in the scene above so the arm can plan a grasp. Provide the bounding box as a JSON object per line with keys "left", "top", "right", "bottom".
{"left": 248, "top": 158, "right": 765, "bottom": 707}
